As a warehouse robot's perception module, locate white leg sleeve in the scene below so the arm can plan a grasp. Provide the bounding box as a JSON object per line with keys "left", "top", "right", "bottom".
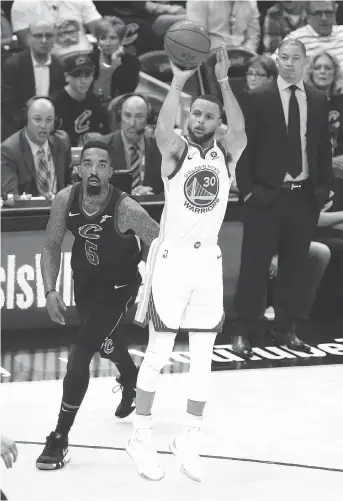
{"left": 137, "top": 321, "right": 177, "bottom": 393}
{"left": 187, "top": 332, "right": 218, "bottom": 403}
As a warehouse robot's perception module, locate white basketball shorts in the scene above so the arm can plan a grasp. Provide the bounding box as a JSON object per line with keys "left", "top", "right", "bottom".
{"left": 135, "top": 239, "right": 225, "bottom": 332}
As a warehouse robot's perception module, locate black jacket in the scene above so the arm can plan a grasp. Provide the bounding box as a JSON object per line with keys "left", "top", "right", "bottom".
{"left": 236, "top": 80, "right": 334, "bottom": 207}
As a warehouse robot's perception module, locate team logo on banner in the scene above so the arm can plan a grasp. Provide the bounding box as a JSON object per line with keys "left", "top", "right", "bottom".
{"left": 184, "top": 169, "right": 219, "bottom": 209}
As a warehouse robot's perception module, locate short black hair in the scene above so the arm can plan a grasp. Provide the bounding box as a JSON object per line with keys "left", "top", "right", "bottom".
{"left": 278, "top": 38, "right": 307, "bottom": 57}
{"left": 191, "top": 94, "right": 224, "bottom": 119}
{"left": 80, "top": 140, "right": 111, "bottom": 162}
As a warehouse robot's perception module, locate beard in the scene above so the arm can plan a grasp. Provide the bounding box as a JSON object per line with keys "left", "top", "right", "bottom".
{"left": 187, "top": 125, "right": 215, "bottom": 146}
{"left": 86, "top": 176, "right": 101, "bottom": 195}
{"left": 86, "top": 184, "right": 101, "bottom": 195}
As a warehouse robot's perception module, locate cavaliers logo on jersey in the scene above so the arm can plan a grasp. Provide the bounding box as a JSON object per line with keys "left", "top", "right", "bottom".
{"left": 184, "top": 169, "right": 219, "bottom": 210}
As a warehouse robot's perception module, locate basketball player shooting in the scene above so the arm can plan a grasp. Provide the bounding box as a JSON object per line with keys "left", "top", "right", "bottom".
{"left": 36, "top": 141, "right": 160, "bottom": 471}
{"left": 126, "top": 45, "right": 247, "bottom": 482}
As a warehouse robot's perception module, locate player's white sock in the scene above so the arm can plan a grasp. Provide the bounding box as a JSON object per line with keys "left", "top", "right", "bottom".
{"left": 126, "top": 414, "right": 165, "bottom": 481}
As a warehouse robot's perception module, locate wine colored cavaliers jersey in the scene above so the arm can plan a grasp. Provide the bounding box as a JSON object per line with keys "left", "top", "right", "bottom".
{"left": 160, "top": 135, "right": 232, "bottom": 245}
{"left": 66, "top": 183, "right": 142, "bottom": 283}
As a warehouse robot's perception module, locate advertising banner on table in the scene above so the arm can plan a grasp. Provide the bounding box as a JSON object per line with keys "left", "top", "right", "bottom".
{"left": 1, "top": 223, "right": 244, "bottom": 330}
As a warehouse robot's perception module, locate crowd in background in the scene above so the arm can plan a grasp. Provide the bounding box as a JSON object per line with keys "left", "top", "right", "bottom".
{"left": 1, "top": 1, "right": 343, "bottom": 317}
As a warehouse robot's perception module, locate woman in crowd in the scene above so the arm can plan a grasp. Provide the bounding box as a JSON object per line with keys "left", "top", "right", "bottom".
{"left": 91, "top": 16, "right": 141, "bottom": 106}
{"left": 305, "top": 50, "right": 343, "bottom": 167}
{"left": 245, "top": 54, "right": 278, "bottom": 91}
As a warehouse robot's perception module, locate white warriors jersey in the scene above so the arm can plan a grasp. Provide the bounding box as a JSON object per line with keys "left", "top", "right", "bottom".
{"left": 160, "top": 135, "right": 232, "bottom": 245}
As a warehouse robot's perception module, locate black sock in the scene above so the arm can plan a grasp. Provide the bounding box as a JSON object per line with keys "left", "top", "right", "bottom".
{"left": 55, "top": 345, "right": 93, "bottom": 437}
{"left": 55, "top": 402, "right": 80, "bottom": 437}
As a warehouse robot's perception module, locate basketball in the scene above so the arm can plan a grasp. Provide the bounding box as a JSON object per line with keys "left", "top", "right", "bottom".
{"left": 164, "top": 21, "right": 211, "bottom": 69}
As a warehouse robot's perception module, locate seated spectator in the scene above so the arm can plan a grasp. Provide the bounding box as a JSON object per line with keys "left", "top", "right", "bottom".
{"left": 1, "top": 97, "right": 71, "bottom": 199}
{"left": 186, "top": 0, "right": 260, "bottom": 53}
{"left": 50, "top": 53, "right": 108, "bottom": 147}
{"left": 10, "top": 0, "right": 102, "bottom": 57}
{"left": 101, "top": 94, "right": 163, "bottom": 195}
{"left": 91, "top": 16, "right": 140, "bottom": 105}
{"left": 1, "top": 20, "right": 65, "bottom": 141}
{"left": 274, "top": 1, "right": 343, "bottom": 72}
{"left": 245, "top": 54, "right": 278, "bottom": 91}
{"left": 263, "top": 1, "right": 307, "bottom": 55}
{"left": 305, "top": 50, "right": 343, "bottom": 168}
{"left": 267, "top": 209, "right": 343, "bottom": 318}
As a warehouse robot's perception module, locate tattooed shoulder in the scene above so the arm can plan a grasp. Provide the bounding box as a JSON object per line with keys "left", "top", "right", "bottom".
{"left": 117, "top": 195, "right": 160, "bottom": 246}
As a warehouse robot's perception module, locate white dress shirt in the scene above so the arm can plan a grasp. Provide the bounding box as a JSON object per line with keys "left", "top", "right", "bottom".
{"left": 31, "top": 52, "right": 51, "bottom": 96}
{"left": 25, "top": 131, "right": 57, "bottom": 195}
{"left": 277, "top": 75, "right": 309, "bottom": 182}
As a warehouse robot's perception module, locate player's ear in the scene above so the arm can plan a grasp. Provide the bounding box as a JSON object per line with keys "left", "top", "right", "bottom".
{"left": 109, "top": 166, "right": 114, "bottom": 177}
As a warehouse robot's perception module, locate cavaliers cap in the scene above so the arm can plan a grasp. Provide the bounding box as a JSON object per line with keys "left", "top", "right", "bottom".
{"left": 64, "top": 53, "right": 94, "bottom": 76}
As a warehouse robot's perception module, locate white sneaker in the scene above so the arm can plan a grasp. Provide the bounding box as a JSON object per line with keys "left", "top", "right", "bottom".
{"left": 169, "top": 427, "right": 203, "bottom": 482}
{"left": 126, "top": 428, "right": 165, "bottom": 481}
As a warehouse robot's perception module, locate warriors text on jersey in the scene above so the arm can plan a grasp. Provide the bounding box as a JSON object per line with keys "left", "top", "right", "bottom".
{"left": 66, "top": 183, "right": 142, "bottom": 283}
{"left": 160, "top": 135, "right": 232, "bottom": 245}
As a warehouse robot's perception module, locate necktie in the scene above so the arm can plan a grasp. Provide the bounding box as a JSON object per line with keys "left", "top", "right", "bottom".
{"left": 36, "top": 148, "right": 51, "bottom": 196}
{"left": 287, "top": 84, "right": 302, "bottom": 178}
{"left": 129, "top": 144, "right": 142, "bottom": 189}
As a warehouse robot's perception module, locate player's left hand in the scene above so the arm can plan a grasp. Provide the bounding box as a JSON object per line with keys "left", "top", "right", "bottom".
{"left": 1, "top": 436, "right": 18, "bottom": 469}
{"left": 132, "top": 186, "right": 154, "bottom": 196}
{"left": 215, "top": 44, "right": 231, "bottom": 81}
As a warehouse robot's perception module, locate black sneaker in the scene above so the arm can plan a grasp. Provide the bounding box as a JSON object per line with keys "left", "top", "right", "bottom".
{"left": 36, "top": 431, "right": 70, "bottom": 470}
{"left": 112, "top": 376, "right": 136, "bottom": 418}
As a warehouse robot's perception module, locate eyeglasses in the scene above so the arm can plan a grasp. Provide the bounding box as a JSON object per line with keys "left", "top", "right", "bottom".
{"left": 309, "top": 10, "right": 335, "bottom": 18}
{"left": 247, "top": 70, "right": 268, "bottom": 78}
{"left": 30, "top": 33, "right": 55, "bottom": 40}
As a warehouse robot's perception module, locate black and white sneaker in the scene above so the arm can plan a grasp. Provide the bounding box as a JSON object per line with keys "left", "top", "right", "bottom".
{"left": 36, "top": 432, "right": 70, "bottom": 470}
{"left": 113, "top": 376, "right": 136, "bottom": 418}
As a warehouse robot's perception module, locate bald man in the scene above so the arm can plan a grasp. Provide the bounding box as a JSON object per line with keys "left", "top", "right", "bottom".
{"left": 1, "top": 20, "right": 65, "bottom": 139}
{"left": 1, "top": 97, "right": 71, "bottom": 199}
{"left": 102, "top": 94, "right": 164, "bottom": 196}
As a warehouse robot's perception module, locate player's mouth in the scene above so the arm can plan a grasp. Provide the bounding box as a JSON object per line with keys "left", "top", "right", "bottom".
{"left": 194, "top": 127, "right": 205, "bottom": 132}
{"left": 88, "top": 178, "right": 100, "bottom": 185}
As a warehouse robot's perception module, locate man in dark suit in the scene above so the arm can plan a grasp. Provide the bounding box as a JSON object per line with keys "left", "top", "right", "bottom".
{"left": 1, "top": 20, "right": 65, "bottom": 140}
{"left": 1, "top": 97, "right": 71, "bottom": 199}
{"left": 233, "top": 38, "right": 334, "bottom": 356}
{"left": 102, "top": 94, "right": 164, "bottom": 195}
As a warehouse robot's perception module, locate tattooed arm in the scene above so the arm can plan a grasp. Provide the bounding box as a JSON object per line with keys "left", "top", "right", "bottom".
{"left": 41, "top": 186, "right": 72, "bottom": 294}
{"left": 117, "top": 195, "right": 160, "bottom": 248}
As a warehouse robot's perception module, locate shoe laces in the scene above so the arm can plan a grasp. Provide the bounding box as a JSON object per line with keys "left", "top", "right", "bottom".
{"left": 131, "top": 429, "right": 160, "bottom": 464}
{"left": 178, "top": 427, "right": 201, "bottom": 457}
{"left": 44, "top": 432, "right": 65, "bottom": 450}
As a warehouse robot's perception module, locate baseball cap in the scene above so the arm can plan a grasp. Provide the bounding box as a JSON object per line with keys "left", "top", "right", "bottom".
{"left": 64, "top": 53, "right": 94, "bottom": 76}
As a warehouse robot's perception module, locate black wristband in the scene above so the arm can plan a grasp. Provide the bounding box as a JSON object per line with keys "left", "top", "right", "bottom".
{"left": 45, "top": 289, "right": 55, "bottom": 298}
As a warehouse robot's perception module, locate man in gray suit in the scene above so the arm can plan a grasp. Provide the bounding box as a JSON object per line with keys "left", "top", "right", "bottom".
{"left": 1, "top": 97, "right": 71, "bottom": 199}
{"left": 102, "top": 94, "right": 164, "bottom": 196}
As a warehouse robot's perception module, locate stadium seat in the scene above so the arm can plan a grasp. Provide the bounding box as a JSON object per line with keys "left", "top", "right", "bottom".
{"left": 139, "top": 50, "right": 173, "bottom": 83}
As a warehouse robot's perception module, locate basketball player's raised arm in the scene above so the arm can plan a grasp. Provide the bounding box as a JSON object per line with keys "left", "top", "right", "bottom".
{"left": 41, "top": 186, "right": 72, "bottom": 294}
{"left": 117, "top": 196, "right": 160, "bottom": 249}
{"left": 215, "top": 46, "right": 247, "bottom": 172}
{"left": 155, "top": 62, "right": 198, "bottom": 177}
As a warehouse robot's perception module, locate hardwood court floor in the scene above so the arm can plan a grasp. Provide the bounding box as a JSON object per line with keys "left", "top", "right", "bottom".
{"left": 1, "top": 366, "right": 343, "bottom": 501}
